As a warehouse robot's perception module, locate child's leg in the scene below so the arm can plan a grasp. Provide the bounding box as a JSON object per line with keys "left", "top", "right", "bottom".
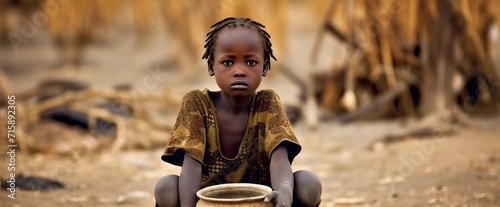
{"left": 154, "top": 175, "right": 179, "bottom": 207}
{"left": 292, "top": 170, "right": 322, "bottom": 207}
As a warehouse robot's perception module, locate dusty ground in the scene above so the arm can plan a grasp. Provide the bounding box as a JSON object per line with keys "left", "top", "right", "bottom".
{"left": 1, "top": 117, "right": 499, "bottom": 207}
{"left": 1, "top": 3, "right": 500, "bottom": 207}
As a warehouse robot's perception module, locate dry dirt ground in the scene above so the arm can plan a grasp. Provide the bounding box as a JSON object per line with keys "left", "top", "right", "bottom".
{"left": 1, "top": 117, "right": 499, "bottom": 207}
{"left": 1, "top": 4, "right": 500, "bottom": 207}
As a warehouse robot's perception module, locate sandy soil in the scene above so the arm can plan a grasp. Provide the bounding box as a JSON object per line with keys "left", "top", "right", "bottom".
{"left": 1, "top": 117, "right": 499, "bottom": 207}
{"left": 1, "top": 3, "right": 500, "bottom": 207}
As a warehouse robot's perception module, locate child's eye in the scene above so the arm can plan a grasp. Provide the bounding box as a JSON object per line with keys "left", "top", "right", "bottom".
{"left": 222, "top": 60, "right": 233, "bottom": 66}
{"left": 246, "top": 60, "right": 257, "bottom": 66}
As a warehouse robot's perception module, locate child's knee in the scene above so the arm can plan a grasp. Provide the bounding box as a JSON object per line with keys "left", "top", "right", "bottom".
{"left": 155, "top": 175, "right": 179, "bottom": 193}
{"left": 293, "top": 170, "right": 322, "bottom": 206}
{"left": 154, "top": 175, "right": 179, "bottom": 207}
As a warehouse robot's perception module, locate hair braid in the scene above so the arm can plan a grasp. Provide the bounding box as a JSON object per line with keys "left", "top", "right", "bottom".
{"left": 202, "top": 17, "right": 277, "bottom": 73}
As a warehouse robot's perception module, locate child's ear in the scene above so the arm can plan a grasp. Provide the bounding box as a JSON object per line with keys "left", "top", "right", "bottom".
{"left": 262, "top": 68, "right": 268, "bottom": 77}
{"left": 208, "top": 62, "right": 215, "bottom": 76}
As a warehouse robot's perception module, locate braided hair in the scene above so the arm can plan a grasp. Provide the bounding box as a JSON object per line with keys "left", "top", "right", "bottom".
{"left": 202, "top": 17, "right": 277, "bottom": 74}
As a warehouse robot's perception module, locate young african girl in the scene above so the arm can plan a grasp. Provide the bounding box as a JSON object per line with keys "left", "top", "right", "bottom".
{"left": 155, "top": 17, "right": 322, "bottom": 207}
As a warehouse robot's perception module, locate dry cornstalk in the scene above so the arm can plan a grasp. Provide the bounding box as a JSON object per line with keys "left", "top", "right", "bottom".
{"left": 19, "top": 87, "right": 179, "bottom": 121}
{"left": 8, "top": 84, "right": 179, "bottom": 153}
{"left": 302, "top": 0, "right": 500, "bottom": 123}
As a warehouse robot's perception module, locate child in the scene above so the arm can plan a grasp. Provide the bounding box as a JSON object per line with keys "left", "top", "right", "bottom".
{"left": 154, "top": 17, "right": 322, "bottom": 207}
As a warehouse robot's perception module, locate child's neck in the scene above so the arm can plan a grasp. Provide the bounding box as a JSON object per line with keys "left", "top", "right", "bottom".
{"left": 218, "top": 92, "right": 253, "bottom": 114}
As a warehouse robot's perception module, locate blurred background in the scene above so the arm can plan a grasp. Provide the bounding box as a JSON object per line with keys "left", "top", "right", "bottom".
{"left": 1, "top": 0, "right": 499, "bottom": 206}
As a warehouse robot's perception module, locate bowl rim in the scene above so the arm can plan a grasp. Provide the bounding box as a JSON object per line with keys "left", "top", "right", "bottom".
{"left": 196, "top": 183, "right": 272, "bottom": 202}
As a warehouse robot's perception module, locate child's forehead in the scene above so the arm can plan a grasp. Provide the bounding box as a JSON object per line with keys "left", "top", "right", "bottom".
{"left": 215, "top": 27, "right": 264, "bottom": 50}
{"left": 218, "top": 26, "right": 261, "bottom": 40}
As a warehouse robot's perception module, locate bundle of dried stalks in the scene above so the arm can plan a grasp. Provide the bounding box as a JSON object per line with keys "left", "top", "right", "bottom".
{"left": 301, "top": 0, "right": 500, "bottom": 124}
{"left": 0, "top": 69, "right": 11, "bottom": 107}
{"left": 1, "top": 0, "right": 289, "bottom": 69}
{"left": 1, "top": 79, "right": 180, "bottom": 155}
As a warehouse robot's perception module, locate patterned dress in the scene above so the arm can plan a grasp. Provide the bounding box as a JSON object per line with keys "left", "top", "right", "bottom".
{"left": 161, "top": 89, "right": 301, "bottom": 188}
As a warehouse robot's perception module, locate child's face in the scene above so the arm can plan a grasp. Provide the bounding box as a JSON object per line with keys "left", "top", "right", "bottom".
{"left": 211, "top": 27, "right": 266, "bottom": 97}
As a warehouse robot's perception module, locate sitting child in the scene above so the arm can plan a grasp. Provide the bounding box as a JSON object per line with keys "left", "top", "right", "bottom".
{"left": 154, "top": 17, "right": 322, "bottom": 207}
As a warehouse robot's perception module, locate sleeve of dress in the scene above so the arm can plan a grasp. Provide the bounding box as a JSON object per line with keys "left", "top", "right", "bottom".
{"left": 161, "top": 90, "right": 207, "bottom": 166}
{"left": 263, "top": 90, "right": 302, "bottom": 163}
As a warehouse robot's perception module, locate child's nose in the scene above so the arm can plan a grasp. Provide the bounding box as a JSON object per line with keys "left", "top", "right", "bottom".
{"left": 233, "top": 71, "right": 246, "bottom": 78}
{"left": 233, "top": 65, "right": 247, "bottom": 77}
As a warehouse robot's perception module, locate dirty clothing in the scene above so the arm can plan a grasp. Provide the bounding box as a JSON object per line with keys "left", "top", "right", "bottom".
{"left": 161, "top": 89, "right": 301, "bottom": 188}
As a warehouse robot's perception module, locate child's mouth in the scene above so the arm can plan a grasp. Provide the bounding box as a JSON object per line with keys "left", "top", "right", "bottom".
{"left": 231, "top": 81, "right": 249, "bottom": 89}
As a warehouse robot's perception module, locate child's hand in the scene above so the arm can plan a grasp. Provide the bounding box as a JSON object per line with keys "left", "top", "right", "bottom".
{"left": 264, "top": 187, "right": 293, "bottom": 207}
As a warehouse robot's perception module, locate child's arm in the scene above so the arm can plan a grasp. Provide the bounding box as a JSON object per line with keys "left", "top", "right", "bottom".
{"left": 179, "top": 153, "right": 202, "bottom": 206}
{"left": 265, "top": 145, "right": 294, "bottom": 206}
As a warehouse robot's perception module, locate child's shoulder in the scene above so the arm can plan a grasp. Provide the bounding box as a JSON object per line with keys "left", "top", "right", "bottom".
{"left": 255, "top": 89, "right": 281, "bottom": 102}
{"left": 180, "top": 89, "right": 213, "bottom": 103}
{"left": 182, "top": 89, "right": 280, "bottom": 99}
{"left": 256, "top": 89, "right": 279, "bottom": 98}
{"left": 178, "top": 89, "right": 213, "bottom": 112}
{"left": 183, "top": 89, "right": 206, "bottom": 98}
{"left": 180, "top": 88, "right": 281, "bottom": 106}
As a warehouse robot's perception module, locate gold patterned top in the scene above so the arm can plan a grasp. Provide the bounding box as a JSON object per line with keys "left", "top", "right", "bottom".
{"left": 161, "top": 89, "right": 301, "bottom": 188}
